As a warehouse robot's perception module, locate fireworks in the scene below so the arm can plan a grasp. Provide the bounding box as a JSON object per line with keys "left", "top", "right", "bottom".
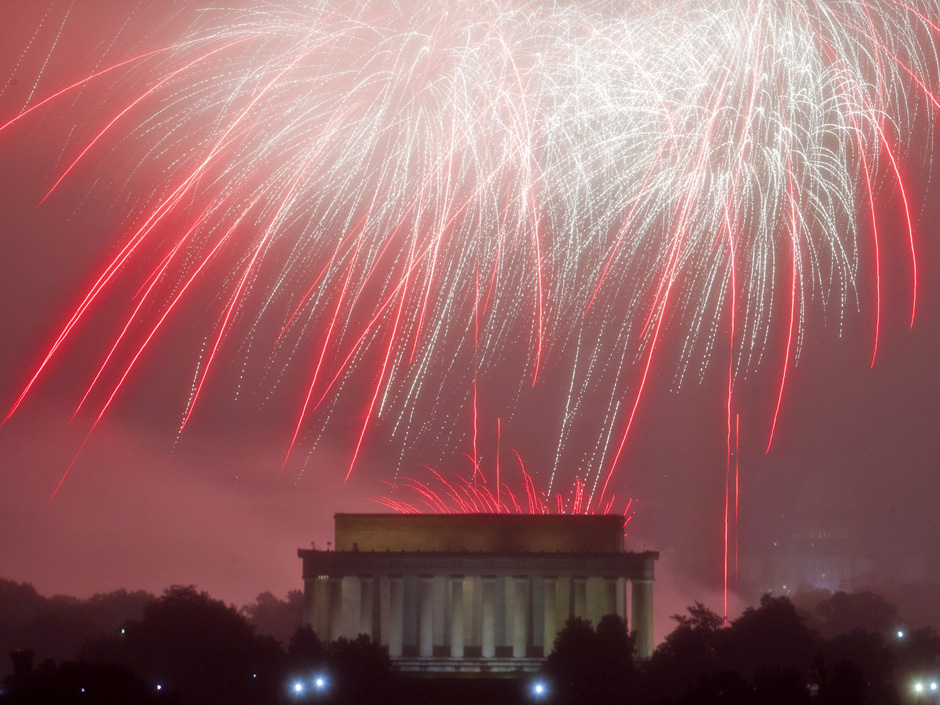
{"left": 2, "top": 1, "right": 938, "bottom": 508}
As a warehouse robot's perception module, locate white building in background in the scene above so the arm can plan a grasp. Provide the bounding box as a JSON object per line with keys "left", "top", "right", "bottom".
{"left": 299, "top": 513, "right": 659, "bottom": 674}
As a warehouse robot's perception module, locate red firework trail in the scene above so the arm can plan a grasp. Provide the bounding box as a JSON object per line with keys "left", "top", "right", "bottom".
{"left": 0, "top": 0, "right": 936, "bottom": 576}
{"left": 373, "top": 440, "right": 635, "bottom": 518}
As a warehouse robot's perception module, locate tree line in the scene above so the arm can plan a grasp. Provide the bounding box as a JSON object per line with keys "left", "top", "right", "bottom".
{"left": 1, "top": 577, "right": 938, "bottom": 704}
{"left": 544, "top": 593, "right": 940, "bottom": 704}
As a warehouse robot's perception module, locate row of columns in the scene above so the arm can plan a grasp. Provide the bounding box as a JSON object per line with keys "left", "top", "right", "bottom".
{"left": 306, "top": 573, "right": 655, "bottom": 659}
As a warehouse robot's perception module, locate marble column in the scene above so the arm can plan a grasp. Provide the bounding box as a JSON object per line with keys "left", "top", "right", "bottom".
{"left": 481, "top": 576, "right": 496, "bottom": 658}
{"left": 512, "top": 576, "right": 529, "bottom": 658}
{"left": 403, "top": 576, "right": 418, "bottom": 653}
{"left": 573, "top": 577, "right": 587, "bottom": 620}
{"left": 313, "top": 577, "right": 330, "bottom": 639}
{"left": 531, "top": 576, "right": 544, "bottom": 653}
{"left": 359, "top": 576, "right": 374, "bottom": 640}
{"left": 418, "top": 576, "right": 434, "bottom": 657}
{"left": 450, "top": 576, "right": 464, "bottom": 657}
{"left": 631, "top": 578, "right": 654, "bottom": 659}
{"left": 602, "top": 577, "right": 618, "bottom": 619}
{"left": 341, "top": 576, "right": 361, "bottom": 639}
{"left": 302, "top": 580, "right": 315, "bottom": 628}
{"left": 543, "top": 577, "right": 558, "bottom": 655}
{"left": 466, "top": 576, "right": 480, "bottom": 649}
{"left": 378, "top": 576, "right": 391, "bottom": 648}
{"left": 617, "top": 577, "right": 627, "bottom": 620}
{"left": 328, "top": 577, "right": 343, "bottom": 641}
{"left": 389, "top": 577, "right": 404, "bottom": 658}
{"left": 557, "top": 576, "right": 572, "bottom": 627}
{"left": 433, "top": 576, "right": 447, "bottom": 654}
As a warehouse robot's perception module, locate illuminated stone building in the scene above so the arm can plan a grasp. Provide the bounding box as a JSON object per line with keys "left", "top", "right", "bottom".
{"left": 298, "top": 514, "right": 659, "bottom": 673}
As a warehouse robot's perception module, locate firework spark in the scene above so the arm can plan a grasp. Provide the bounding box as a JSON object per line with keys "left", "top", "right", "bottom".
{"left": 372, "top": 454, "right": 632, "bottom": 518}
{"left": 2, "top": 0, "right": 938, "bottom": 513}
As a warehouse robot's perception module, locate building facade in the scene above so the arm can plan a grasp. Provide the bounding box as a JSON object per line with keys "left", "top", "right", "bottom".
{"left": 299, "top": 514, "right": 658, "bottom": 673}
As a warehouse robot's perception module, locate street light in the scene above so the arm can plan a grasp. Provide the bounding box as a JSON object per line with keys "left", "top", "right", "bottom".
{"left": 531, "top": 680, "right": 548, "bottom": 699}
{"left": 290, "top": 675, "right": 329, "bottom": 699}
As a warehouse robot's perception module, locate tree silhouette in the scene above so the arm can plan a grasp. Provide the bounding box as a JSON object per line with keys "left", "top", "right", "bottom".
{"left": 818, "top": 660, "right": 869, "bottom": 705}
{"left": 812, "top": 591, "right": 899, "bottom": 640}
{"left": 678, "top": 669, "right": 754, "bottom": 705}
{"left": 325, "top": 634, "right": 393, "bottom": 705}
{"left": 0, "top": 580, "right": 152, "bottom": 676}
{"left": 543, "top": 614, "right": 634, "bottom": 704}
{"left": 645, "top": 602, "right": 724, "bottom": 700}
{"left": 815, "top": 629, "right": 898, "bottom": 705}
{"left": 287, "top": 625, "right": 325, "bottom": 667}
{"left": 2, "top": 656, "right": 157, "bottom": 705}
{"left": 240, "top": 590, "right": 304, "bottom": 648}
{"left": 752, "top": 668, "right": 813, "bottom": 705}
{"left": 115, "top": 585, "right": 282, "bottom": 705}
{"left": 723, "top": 594, "right": 818, "bottom": 680}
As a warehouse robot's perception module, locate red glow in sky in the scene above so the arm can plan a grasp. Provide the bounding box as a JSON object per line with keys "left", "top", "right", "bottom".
{"left": 2, "top": 2, "right": 940, "bottom": 638}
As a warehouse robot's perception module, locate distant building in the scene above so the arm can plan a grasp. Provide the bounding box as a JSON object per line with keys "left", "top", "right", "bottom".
{"left": 742, "top": 514, "right": 927, "bottom": 596}
{"left": 298, "top": 513, "right": 659, "bottom": 674}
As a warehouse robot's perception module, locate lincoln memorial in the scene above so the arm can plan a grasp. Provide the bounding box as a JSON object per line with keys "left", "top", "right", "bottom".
{"left": 298, "top": 513, "right": 659, "bottom": 673}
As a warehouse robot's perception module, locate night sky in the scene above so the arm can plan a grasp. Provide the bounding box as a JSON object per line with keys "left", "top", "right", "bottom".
{"left": 1, "top": 1, "right": 939, "bottom": 643}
